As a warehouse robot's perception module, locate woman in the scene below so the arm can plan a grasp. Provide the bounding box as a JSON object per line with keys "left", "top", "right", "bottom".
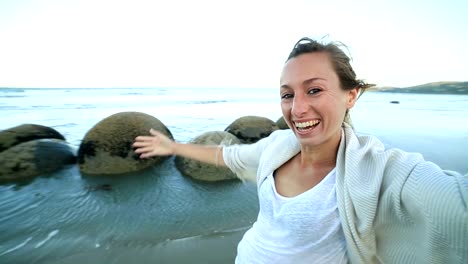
{"left": 133, "top": 38, "right": 467, "bottom": 263}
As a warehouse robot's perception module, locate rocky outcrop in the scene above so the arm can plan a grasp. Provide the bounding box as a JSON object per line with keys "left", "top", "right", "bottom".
{"left": 0, "top": 139, "right": 76, "bottom": 181}
{"left": 175, "top": 131, "right": 240, "bottom": 181}
{"left": 225, "top": 116, "right": 278, "bottom": 144}
{"left": 78, "top": 112, "right": 173, "bottom": 175}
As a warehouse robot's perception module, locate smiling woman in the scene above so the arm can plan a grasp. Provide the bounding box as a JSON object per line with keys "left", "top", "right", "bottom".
{"left": 133, "top": 37, "right": 468, "bottom": 264}
{"left": 280, "top": 52, "right": 359, "bottom": 151}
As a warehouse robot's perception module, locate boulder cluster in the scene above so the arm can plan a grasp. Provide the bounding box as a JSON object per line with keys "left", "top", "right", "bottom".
{"left": 0, "top": 124, "right": 76, "bottom": 181}
{"left": 1, "top": 112, "right": 289, "bottom": 183}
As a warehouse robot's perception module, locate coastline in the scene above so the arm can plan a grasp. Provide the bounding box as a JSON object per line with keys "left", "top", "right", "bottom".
{"left": 369, "top": 81, "right": 468, "bottom": 95}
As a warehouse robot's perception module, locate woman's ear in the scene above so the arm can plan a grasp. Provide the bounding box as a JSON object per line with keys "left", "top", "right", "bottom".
{"left": 347, "top": 88, "right": 360, "bottom": 108}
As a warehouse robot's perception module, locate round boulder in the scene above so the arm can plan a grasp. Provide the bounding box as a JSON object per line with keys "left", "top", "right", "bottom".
{"left": 78, "top": 112, "right": 173, "bottom": 175}
{"left": 0, "top": 139, "right": 76, "bottom": 181}
{"left": 276, "top": 116, "right": 290, "bottom": 130}
{"left": 175, "top": 131, "right": 240, "bottom": 181}
{"left": 0, "top": 124, "right": 65, "bottom": 153}
{"left": 225, "top": 116, "right": 278, "bottom": 144}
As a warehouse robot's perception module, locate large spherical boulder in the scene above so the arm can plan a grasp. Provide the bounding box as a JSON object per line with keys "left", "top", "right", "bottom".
{"left": 175, "top": 131, "right": 240, "bottom": 181}
{"left": 225, "top": 116, "right": 278, "bottom": 144}
{"left": 0, "top": 139, "right": 76, "bottom": 181}
{"left": 78, "top": 112, "right": 173, "bottom": 175}
{"left": 0, "top": 124, "right": 65, "bottom": 153}
{"left": 276, "top": 116, "right": 290, "bottom": 130}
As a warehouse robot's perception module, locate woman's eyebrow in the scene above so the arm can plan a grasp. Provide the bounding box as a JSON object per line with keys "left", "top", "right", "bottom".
{"left": 281, "top": 77, "right": 326, "bottom": 89}
{"left": 303, "top": 77, "right": 326, "bottom": 86}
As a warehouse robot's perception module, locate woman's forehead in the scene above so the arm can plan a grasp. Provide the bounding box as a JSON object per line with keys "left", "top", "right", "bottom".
{"left": 280, "top": 53, "right": 336, "bottom": 85}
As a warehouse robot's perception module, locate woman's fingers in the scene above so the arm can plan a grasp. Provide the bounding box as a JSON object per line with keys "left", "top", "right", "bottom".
{"left": 132, "top": 141, "right": 153, "bottom": 148}
{"left": 139, "top": 153, "right": 149, "bottom": 159}
{"left": 150, "top": 129, "right": 172, "bottom": 140}
{"left": 134, "top": 135, "right": 156, "bottom": 142}
{"left": 133, "top": 145, "right": 153, "bottom": 154}
{"left": 133, "top": 129, "right": 173, "bottom": 159}
{"left": 140, "top": 152, "right": 156, "bottom": 158}
{"left": 149, "top": 128, "right": 159, "bottom": 136}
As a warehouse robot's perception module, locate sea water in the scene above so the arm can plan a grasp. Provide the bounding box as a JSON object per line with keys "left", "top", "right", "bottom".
{"left": 0, "top": 87, "right": 467, "bottom": 264}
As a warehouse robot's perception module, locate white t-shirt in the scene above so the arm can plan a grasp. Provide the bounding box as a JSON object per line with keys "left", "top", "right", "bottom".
{"left": 235, "top": 168, "right": 348, "bottom": 264}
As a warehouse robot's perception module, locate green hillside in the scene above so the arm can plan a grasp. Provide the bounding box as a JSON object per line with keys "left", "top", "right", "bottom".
{"left": 375, "top": 81, "right": 468, "bottom": 95}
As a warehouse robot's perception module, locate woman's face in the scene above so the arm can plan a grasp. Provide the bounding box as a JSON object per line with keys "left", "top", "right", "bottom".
{"left": 280, "top": 52, "right": 359, "bottom": 148}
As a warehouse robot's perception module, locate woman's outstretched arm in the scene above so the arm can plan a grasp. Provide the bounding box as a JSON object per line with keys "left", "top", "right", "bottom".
{"left": 133, "top": 129, "right": 226, "bottom": 167}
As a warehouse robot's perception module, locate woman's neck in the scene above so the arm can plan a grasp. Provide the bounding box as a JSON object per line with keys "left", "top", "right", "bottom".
{"left": 298, "top": 130, "right": 341, "bottom": 169}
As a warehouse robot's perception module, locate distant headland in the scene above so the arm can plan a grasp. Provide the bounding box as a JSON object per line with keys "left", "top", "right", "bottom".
{"left": 371, "top": 81, "right": 468, "bottom": 95}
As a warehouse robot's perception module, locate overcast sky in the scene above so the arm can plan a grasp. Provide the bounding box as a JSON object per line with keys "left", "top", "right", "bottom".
{"left": 0, "top": 0, "right": 467, "bottom": 89}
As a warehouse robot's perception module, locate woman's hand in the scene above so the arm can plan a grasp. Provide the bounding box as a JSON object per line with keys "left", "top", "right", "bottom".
{"left": 134, "top": 129, "right": 227, "bottom": 167}
{"left": 133, "top": 129, "right": 175, "bottom": 158}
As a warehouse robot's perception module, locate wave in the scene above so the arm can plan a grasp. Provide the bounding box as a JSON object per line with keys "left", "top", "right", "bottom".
{"left": 0, "top": 237, "right": 33, "bottom": 257}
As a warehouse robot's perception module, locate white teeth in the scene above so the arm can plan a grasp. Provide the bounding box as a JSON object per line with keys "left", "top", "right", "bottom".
{"left": 295, "top": 120, "right": 319, "bottom": 128}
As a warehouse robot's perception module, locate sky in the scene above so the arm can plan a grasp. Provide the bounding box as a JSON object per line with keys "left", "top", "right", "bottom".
{"left": 0, "top": 0, "right": 467, "bottom": 89}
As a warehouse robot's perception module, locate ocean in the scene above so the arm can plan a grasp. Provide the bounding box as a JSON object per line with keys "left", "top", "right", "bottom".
{"left": 0, "top": 87, "right": 467, "bottom": 264}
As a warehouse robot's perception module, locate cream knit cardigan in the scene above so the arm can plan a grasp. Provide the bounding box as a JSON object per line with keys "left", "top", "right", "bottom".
{"left": 223, "top": 124, "right": 467, "bottom": 263}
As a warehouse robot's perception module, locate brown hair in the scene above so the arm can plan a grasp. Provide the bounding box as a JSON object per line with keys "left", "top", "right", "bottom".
{"left": 287, "top": 37, "right": 374, "bottom": 92}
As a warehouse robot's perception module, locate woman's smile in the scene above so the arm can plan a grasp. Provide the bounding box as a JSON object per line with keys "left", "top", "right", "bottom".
{"left": 293, "top": 119, "right": 321, "bottom": 134}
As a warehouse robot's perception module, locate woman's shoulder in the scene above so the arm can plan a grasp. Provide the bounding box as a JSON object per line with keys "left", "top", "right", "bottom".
{"left": 264, "top": 129, "right": 299, "bottom": 151}
{"left": 251, "top": 129, "right": 296, "bottom": 150}
{"left": 344, "top": 127, "right": 466, "bottom": 194}
{"left": 344, "top": 126, "right": 423, "bottom": 163}
{"left": 268, "top": 128, "right": 295, "bottom": 140}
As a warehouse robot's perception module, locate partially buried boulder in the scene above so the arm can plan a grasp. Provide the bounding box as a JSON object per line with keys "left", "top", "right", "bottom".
{"left": 0, "top": 124, "right": 65, "bottom": 153}
{"left": 225, "top": 116, "right": 278, "bottom": 144}
{"left": 175, "top": 131, "right": 240, "bottom": 182}
{"left": 78, "top": 112, "right": 173, "bottom": 175}
{"left": 0, "top": 139, "right": 76, "bottom": 181}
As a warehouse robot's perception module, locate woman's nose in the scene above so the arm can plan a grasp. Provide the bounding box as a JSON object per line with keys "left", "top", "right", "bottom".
{"left": 292, "top": 94, "right": 308, "bottom": 117}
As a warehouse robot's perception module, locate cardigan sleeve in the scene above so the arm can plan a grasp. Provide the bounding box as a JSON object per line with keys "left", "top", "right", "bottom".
{"left": 401, "top": 161, "right": 468, "bottom": 262}
{"left": 222, "top": 129, "right": 294, "bottom": 183}
{"left": 222, "top": 132, "right": 275, "bottom": 183}
{"left": 336, "top": 125, "right": 468, "bottom": 263}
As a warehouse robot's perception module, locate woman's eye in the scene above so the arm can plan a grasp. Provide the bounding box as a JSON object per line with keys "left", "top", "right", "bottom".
{"left": 308, "top": 88, "right": 321, "bottom": 94}
{"left": 281, "top": 93, "right": 293, "bottom": 99}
